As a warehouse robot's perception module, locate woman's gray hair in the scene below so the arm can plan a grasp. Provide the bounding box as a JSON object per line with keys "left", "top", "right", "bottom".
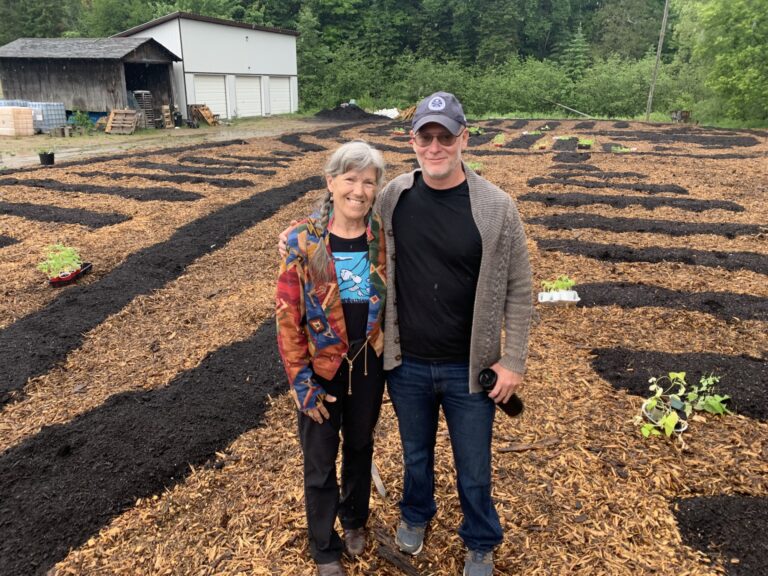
{"left": 310, "top": 140, "right": 385, "bottom": 282}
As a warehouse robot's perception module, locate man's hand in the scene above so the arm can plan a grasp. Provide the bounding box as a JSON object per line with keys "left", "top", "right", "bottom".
{"left": 277, "top": 220, "right": 299, "bottom": 259}
{"left": 486, "top": 364, "right": 523, "bottom": 404}
{"left": 304, "top": 394, "right": 337, "bottom": 424}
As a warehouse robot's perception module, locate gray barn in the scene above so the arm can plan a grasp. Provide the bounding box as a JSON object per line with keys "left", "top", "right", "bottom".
{"left": 0, "top": 38, "right": 180, "bottom": 113}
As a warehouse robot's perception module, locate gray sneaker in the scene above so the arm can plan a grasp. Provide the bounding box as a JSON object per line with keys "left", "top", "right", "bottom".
{"left": 395, "top": 520, "right": 425, "bottom": 555}
{"left": 463, "top": 550, "right": 493, "bottom": 576}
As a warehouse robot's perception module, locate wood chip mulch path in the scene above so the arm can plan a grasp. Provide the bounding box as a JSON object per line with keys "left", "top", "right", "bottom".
{"left": 0, "top": 119, "right": 766, "bottom": 576}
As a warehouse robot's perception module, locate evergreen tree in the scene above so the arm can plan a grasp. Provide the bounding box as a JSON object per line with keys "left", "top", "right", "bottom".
{"left": 559, "top": 23, "right": 592, "bottom": 79}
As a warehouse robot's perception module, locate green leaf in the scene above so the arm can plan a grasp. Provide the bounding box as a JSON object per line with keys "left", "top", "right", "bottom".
{"left": 663, "top": 412, "right": 679, "bottom": 437}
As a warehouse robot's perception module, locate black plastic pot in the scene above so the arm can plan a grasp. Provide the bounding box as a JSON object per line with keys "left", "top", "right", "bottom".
{"left": 38, "top": 152, "right": 55, "bottom": 166}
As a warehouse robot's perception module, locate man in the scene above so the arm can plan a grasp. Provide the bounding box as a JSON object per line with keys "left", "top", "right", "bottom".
{"left": 280, "top": 92, "right": 532, "bottom": 575}
{"left": 377, "top": 92, "right": 532, "bottom": 576}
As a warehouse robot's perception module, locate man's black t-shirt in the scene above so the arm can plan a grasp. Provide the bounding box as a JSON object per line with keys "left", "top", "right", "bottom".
{"left": 392, "top": 173, "right": 482, "bottom": 361}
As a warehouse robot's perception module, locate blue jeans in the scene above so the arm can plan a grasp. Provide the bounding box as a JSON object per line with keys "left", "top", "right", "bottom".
{"left": 387, "top": 356, "right": 502, "bottom": 552}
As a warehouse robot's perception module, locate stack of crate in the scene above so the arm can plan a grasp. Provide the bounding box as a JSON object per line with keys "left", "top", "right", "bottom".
{"left": 0, "top": 107, "right": 35, "bottom": 136}
{"left": 133, "top": 90, "right": 155, "bottom": 128}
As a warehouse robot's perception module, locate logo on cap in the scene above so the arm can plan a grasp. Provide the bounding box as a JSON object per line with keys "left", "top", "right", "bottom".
{"left": 428, "top": 96, "right": 446, "bottom": 111}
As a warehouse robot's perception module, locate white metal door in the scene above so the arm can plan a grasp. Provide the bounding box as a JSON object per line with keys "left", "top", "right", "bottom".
{"left": 193, "top": 75, "right": 227, "bottom": 118}
{"left": 235, "top": 76, "right": 262, "bottom": 117}
{"left": 269, "top": 77, "right": 291, "bottom": 115}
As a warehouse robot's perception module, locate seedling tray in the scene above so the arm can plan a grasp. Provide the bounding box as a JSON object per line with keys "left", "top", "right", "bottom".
{"left": 49, "top": 262, "right": 92, "bottom": 287}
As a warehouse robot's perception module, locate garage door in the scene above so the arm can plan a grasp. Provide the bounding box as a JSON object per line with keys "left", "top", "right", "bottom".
{"left": 235, "top": 76, "right": 262, "bottom": 117}
{"left": 269, "top": 77, "right": 291, "bottom": 115}
{"left": 193, "top": 75, "right": 227, "bottom": 118}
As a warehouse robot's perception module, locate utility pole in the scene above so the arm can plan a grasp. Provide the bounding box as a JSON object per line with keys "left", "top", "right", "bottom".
{"left": 645, "top": 0, "right": 671, "bottom": 121}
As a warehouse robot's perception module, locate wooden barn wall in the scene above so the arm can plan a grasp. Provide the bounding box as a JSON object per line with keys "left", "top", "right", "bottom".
{"left": 122, "top": 43, "right": 176, "bottom": 64}
{"left": 0, "top": 59, "right": 127, "bottom": 112}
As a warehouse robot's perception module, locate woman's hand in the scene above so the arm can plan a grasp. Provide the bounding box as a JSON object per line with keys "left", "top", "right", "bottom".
{"left": 278, "top": 221, "right": 299, "bottom": 259}
{"left": 304, "top": 394, "right": 337, "bottom": 424}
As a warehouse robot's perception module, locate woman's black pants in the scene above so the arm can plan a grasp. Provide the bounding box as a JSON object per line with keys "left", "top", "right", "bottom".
{"left": 298, "top": 347, "right": 384, "bottom": 564}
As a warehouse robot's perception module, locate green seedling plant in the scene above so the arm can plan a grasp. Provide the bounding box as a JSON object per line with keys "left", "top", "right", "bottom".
{"left": 492, "top": 133, "right": 505, "bottom": 146}
{"left": 611, "top": 145, "right": 632, "bottom": 153}
{"left": 37, "top": 243, "right": 82, "bottom": 278}
{"left": 541, "top": 275, "right": 575, "bottom": 292}
{"left": 466, "top": 161, "right": 483, "bottom": 173}
{"left": 391, "top": 127, "right": 406, "bottom": 135}
{"left": 578, "top": 138, "right": 593, "bottom": 147}
{"left": 524, "top": 130, "right": 542, "bottom": 136}
{"left": 638, "top": 372, "right": 731, "bottom": 439}
{"left": 37, "top": 147, "right": 54, "bottom": 155}
{"left": 468, "top": 126, "right": 484, "bottom": 135}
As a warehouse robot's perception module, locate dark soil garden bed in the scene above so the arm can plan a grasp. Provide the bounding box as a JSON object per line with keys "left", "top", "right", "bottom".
{"left": 577, "top": 282, "right": 768, "bottom": 322}
{"left": 178, "top": 156, "right": 289, "bottom": 169}
{"left": 506, "top": 132, "right": 547, "bottom": 149}
{"left": 278, "top": 132, "right": 327, "bottom": 152}
{"left": 675, "top": 495, "right": 768, "bottom": 576}
{"left": 574, "top": 121, "right": 596, "bottom": 129}
{"left": 528, "top": 176, "right": 689, "bottom": 195}
{"left": 520, "top": 191, "right": 744, "bottom": 212}
{"left": 551, "top": 163, "right": 601, "bottom": 172}
{"left": 0, "top": 175, "right": 323, "bottom": 406}
{"left": 591, "top": 347, "right": 767, "bottom": 420}
{"left": 537, "top": 239, "right": 768, "bottom": 274}
{"left": 77, "top": 171, "right": 256, "bottom": 188}
{"left": 552, "top": 151, "right": 591, "bottom": 163}
{"left": 0, "top": 235, "right": 18, "bottom": 248}
{"left": 507, "top": 119, "right": 529, "bottom": 129}
{"left": 527, "top": 213, "right": 764, "bottom": 237}
{"left": 0, "top": 321, "right": 283, "bottom": 576}
{"left": 0, "top": 200, "right": 130, "bottom": 228}
{"left": 548, "top": 170, "right": 647, "bottom": 180}
{"left": 552, "top": 138, "right": 578, "bottom": 151}
{"left": 0, "top": 177, "right": 202, "bottom": 202}
{"left": 593, "top": 129, "right": 761, "bottom": 148}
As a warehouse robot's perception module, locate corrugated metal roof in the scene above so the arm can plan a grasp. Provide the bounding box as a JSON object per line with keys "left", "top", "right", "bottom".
{"left": 114, "top": 11, "right": 299, "bottom": 38}
{"left": 0, "top": 37, "right": 180, "bottom": 60}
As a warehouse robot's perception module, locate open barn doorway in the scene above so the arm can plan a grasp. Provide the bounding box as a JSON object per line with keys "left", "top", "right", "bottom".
{"left": 123, "top": 62, "right": 175, "bottom": 127}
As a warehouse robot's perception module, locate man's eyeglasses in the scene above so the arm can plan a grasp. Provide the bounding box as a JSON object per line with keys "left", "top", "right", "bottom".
{"left": 413, "top": 129, "right": 464, "bottom": 147}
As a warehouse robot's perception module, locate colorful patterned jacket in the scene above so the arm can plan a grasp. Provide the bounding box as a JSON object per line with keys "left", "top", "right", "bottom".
{"left": 276, "top": 214, "right": 386, "bottom": 411}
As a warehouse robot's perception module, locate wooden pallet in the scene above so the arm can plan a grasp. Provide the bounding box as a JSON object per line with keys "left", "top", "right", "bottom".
{"left": 397, "top": 105, "right": 416, "bottom": 121}
{"left": 189, "top": 104, "right": 218, "bottom": 126}
{"left": 105, "top": 109, "right": 139, "bottom": 135}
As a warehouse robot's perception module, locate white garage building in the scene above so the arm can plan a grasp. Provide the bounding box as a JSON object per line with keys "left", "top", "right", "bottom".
{"left": 116, "top": 11, "right": 298, "bottom": 119}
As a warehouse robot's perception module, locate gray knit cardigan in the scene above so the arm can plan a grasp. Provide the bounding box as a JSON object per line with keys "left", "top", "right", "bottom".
{"left": 375, "top": 164, "right": 533, "bottom": 392}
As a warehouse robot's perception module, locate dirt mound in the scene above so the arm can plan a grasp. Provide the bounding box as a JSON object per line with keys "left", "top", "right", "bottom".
{"left": 315, "top": 104, "right": 387, "bottom": 121}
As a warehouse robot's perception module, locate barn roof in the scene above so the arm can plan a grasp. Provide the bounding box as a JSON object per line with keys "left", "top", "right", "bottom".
{"left": 0, "top": 38, "right": 181, "bottom": 61}
{"left": 115, "top": 11, "right": 299, "bottom": 38}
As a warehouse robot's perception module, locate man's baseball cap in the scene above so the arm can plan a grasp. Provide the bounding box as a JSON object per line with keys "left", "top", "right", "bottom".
{"left": 412, "top": 91, "right": 467, "bottom": 136}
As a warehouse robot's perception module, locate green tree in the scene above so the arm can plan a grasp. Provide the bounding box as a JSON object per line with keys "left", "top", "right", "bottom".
{"left": 0, "top": 0, "right": 81, "bottom": 44}
{"left": 80, "top": 0, "right": 154, "bottom": 37}
{"left": 296, "top": 4, "right": 332, "bottom": 107}
{"left": 694, "top": 0, "right": 767, "bottom": 120}
{"left": 592, "top": 0, "right": 671, "bottom": 60}
{"left": 558, "top": 23, "right": 592, "bottom": 79}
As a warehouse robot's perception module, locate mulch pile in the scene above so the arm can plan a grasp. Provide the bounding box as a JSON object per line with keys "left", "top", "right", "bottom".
{"left": 0, "top": 118, "right": 766, "bottom": 576}
{"left": 315, "top": 104, "right": 389, "bottom": 122}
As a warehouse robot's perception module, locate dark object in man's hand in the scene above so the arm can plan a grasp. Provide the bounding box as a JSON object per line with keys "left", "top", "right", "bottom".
{"left": 478, "top": 368, "right": 524, "bottom": 417}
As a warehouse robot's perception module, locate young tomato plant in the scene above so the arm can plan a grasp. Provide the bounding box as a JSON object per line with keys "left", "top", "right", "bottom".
{"left": 541, "top": 275, "right": 575, "bottom": 292}
{"left": 638, "top": 372, "right": 731, "bottom": 440}
{"left": 37, "top": 243, "right": 82, "bottom": 278}
{"left": 492, "top": 133, "right": 505, "bottom": 147}
{"left": 466, "top": 160, "right": 483, "bottom": 174}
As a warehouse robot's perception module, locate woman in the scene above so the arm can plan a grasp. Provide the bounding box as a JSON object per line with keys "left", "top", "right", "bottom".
{"left": 276, "top": 141, "right": 387, "bottom": 576}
